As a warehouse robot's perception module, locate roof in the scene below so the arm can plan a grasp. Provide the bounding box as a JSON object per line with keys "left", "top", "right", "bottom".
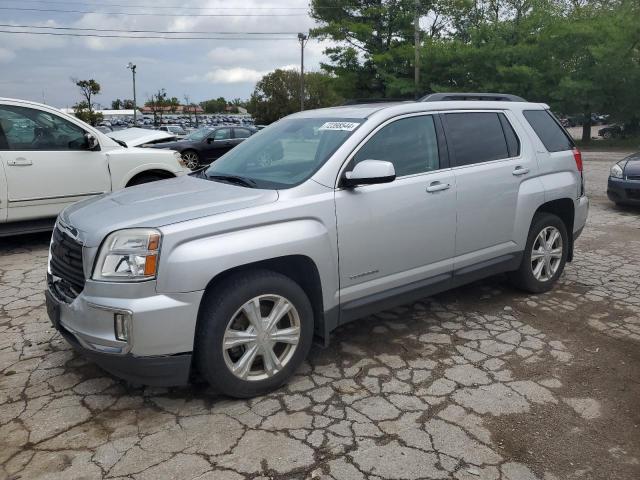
{"left": 287, "top": 99, "right": 547, "bottom": 121}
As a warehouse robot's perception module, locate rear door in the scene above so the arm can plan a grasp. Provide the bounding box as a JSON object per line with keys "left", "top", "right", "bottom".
{"left": 0, "top": 103, "right": 110, "bottom": 222}
{"left": 441, "top": 110, "right": 538, "bottom": 269}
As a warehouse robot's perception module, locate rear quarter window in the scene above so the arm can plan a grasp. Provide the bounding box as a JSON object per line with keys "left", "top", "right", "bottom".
{"left": 523, "top": 110, "right": 574, "bottom": 152}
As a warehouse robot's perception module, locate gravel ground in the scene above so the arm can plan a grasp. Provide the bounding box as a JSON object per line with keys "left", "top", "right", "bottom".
{"left": 1, "top": 151, "right": 639, "bottom": 480}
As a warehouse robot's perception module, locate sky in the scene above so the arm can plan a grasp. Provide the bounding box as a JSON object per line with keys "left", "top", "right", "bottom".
{"left": 0, "top": 0, "right": 330, "bottom": 109}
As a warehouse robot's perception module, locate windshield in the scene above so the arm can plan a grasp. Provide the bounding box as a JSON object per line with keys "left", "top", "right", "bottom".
{"left": 203, "top": 117, "right": 361, "bottom": 189}
{"left": 184, "top": 127, "right": 212, "bottom": 141}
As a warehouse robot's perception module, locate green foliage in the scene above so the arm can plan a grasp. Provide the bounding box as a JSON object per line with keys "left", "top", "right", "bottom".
{"left": 111, "top": 99, "right": 135, "bottom": 110}
{"left": 311, "top": 0, "right": 640, "bottom": 141}
{"left": 73, "top": 101, "right": 103, "bottom": 126}
{"left": 200, "top": 97, "right": 229, "bottom": 113}
{"left": 247, "top": 69, "right": 342, "bottom": 124}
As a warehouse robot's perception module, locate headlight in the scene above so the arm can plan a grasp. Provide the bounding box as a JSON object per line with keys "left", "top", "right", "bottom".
{"left": 93, "top": 228, "right": 161, "bottom": 282}
{"left": 610, "top": 163, "right": 624, "bottom": 179}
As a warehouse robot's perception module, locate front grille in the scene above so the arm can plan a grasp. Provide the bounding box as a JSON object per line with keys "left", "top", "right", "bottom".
{"left": 626, "top": 188, "right": 640, "bottom": 200}
{"left": 49, "top": 226, "right": 85, "bottom": 298}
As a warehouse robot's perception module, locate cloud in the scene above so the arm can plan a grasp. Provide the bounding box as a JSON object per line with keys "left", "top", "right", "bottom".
{"left": 185, "top": 64, "right": 299, "bottom": 84}
{"left": 207, "top": 47, "right": 256, "bottom": 65}
{"left": 0, "top": 47, "right": 15, "bottom": 63}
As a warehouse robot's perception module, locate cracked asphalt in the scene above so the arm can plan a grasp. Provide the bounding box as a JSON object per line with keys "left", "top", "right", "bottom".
{"left": 1, "top": 151, "right": 639, "bottom": 480}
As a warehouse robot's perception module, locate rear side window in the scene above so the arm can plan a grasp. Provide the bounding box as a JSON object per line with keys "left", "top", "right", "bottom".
{"left": 523, "top": 110, "right": 574, "bottom": 152}
{"left": 443, "top": 112, "right": 511, "bottom": 166}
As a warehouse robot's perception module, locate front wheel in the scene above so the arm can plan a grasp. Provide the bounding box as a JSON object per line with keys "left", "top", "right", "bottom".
{"left": 181, "top": 150, "right": 200, "bottom": 169}
{"left": 195, "top": 270, "right": 314, "bottom": 398}
{"left": 509, "top": 212, "right": 568, "bottom": 293}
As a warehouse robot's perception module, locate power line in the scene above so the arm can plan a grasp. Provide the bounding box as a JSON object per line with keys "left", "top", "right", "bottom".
{"left": 0, "top": 29, "right": 297, "bottom": 40}
{"left": 0, "top": 24, "right": 299, "bottom": 35}
{"left": 0, "top": 0, "right": 320, "bottom": 10}
{"left": 0, "top": 0, "right": 360, "bottom": 11}
{"left": 0, "top": 6, "right": 308, "bottom": 16}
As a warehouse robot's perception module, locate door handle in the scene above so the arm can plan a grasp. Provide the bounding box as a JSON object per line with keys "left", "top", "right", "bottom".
{"left": 426, "top": 181, "right": 451, "bottom": 193}
{"left": 512, "top": 166, "right": 530, "bottom": 176}
{"left": 7, "top": 158, "right": 32, "bottom": 166}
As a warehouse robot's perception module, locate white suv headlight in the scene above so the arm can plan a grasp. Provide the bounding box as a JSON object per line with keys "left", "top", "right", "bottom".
{"left": 610, "top": 163, "right": 624, "bottom": 179}
{"left": 93, "top": 228, "right": 161, "bottom": 282}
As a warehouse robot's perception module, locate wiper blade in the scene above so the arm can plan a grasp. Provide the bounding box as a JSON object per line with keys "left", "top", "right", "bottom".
{"left": 206, "top": 174, "right": 257, "bottom": 188}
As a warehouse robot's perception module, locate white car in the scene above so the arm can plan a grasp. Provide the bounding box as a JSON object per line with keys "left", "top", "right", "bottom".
{"left": 0, "top": 98, "right": 187, "bottom": 236}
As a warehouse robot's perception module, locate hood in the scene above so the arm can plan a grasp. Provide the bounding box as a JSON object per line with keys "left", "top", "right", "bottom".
{"left": 107, "top": 127, "right": 176, "bottom": 147}
{"left": 60, "top": 175, "right": 279, "bottom": 247}
{"left": 622, "top": 152, "right": 640, "bottom": 176}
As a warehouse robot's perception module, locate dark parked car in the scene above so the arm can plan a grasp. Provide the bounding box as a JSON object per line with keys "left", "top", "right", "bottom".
{"left": 598, "top": 124, "right": 623, "bottom": 139}
{"left": 150, "top": 126, "right": 256, "bottom": 169}
{"left": 608, "top": 152, "right": 640, "bottom": 206}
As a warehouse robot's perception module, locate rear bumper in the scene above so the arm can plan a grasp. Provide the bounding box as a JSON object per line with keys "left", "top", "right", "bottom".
{"left": 607, "top": 177, "right": 640, "bottom": 205}
{"left": 574, "top": 195, "right": 589, "bottom": 239}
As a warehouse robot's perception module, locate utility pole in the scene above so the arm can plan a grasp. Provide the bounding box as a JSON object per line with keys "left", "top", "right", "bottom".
{"left": 298, "top": 32, "right": 308, "bottom": 111}
{"left": 414, "top": 0, "right": 420, "bottom": 99}
{"left": 127, "top": 62, "right": 137, "bottom": 123}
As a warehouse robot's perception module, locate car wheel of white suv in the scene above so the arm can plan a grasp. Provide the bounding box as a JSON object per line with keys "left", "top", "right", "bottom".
{"left": 509, "top": 212, "right": 569, "bottom": 293}
{"left": 195, "top": 270, "right": 314, "bottom": 398}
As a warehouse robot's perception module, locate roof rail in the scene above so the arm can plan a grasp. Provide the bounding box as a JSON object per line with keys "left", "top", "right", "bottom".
{"left": 341, "top": 98, "right": 407, "bottom": 105}
{"left": 420, "top": 92, "right": 526, "bottom": 102}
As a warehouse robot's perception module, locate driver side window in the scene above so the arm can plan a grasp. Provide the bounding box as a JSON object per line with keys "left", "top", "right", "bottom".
{"left": 0, "top": 105, "right": 89, "bottom": 151}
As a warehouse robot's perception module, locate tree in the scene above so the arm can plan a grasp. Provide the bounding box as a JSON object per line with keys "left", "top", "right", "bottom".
{"left": 200, "top": 97, "right": 228, "bottom": 113}
{"left": 72, "top": 78, "right": 102, "bottom": 125}
{"left": 111, "top": 98, "right": 135, "bottom": 110}
{"left": 73, "top": 78, "right": 101, "bottom": 111}
{"left": 145, "top": 88, "right": 169, "bottom": 126}
{"left": 248, "top": 69, "right": 342, "bottom": 124}
{"left": 73, "top": 101, "right": 103, "bottom": 126}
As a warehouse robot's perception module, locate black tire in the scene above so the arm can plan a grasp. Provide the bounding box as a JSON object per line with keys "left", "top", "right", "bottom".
{"left": 127, "top": 174, "right": 167, "bottom": 186}
{"left": 195, "top": 270, "right": 314, "bottom": 398}
{"left": 509, "top": 212, "right": 569, "bottom": 294}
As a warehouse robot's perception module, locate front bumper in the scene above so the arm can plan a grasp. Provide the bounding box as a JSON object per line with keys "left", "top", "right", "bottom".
{"left": 607, "top": 176, "right": 640, "bottom": 206}
{"left": 46, "top": 276, "right": 203, "bottom": 386}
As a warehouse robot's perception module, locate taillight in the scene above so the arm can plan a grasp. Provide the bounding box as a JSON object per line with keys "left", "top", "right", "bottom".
{"left": 573, "top": 147, "right": 583, "bottom": 172}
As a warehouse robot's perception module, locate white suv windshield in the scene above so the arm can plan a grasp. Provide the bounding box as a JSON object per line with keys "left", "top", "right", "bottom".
{"left": 202, "top": 117, "right": 361, "bottom": 189}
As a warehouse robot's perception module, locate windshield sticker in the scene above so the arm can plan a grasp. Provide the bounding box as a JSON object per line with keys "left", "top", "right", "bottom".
{"left": 319, "top": 121, "right": 360, "bottom": 131}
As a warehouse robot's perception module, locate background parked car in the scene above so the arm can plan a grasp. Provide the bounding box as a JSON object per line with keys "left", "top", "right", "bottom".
{"left": 598, "top": 124, "right": 623, "bottom": 139}
{"left": 157, "top": 125, "right": 187, "bottom": 138}
{"left": 150, "top": 125, "right": 256, "bottom": 168}
{"left": 608, "top": 152, "right": 640, "bottom": 206}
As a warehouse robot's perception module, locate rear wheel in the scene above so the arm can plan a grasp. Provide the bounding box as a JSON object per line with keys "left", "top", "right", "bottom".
{"left": 509, "top": 212, "right": 568, "bottom": 293}
{"left": 196, "top": 270, "right": 314, "bottom": 398}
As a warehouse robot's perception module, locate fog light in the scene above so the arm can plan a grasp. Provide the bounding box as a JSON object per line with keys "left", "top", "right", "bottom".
{"left": 114, "top": 312, "right": 131, "bottom": 342}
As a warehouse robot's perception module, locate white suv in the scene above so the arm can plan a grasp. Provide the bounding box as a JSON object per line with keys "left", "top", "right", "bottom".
{"left": 0, "top": 98, "right": 187, "bottom": 236}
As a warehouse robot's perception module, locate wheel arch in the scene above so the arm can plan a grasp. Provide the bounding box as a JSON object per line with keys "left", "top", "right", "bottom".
{"left": 533, "top": 198, "right": 575, "bottom": 261}
{"left": 125, "top": 169, "right": 176, "bottom": 187}
{"left": 199, "top": 255, "right": 327, "bottom": 343}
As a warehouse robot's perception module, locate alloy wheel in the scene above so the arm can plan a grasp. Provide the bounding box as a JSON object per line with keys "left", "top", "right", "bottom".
{"left": 222, "top": 295, "right": 301, "bottom": 381}
{"left": 530, "top": 226, "right": 563, "bottom": 282}
{"left": 181, "top": 151, "right": 199, "bottom": 169}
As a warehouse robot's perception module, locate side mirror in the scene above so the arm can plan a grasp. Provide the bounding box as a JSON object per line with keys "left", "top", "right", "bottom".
{"left": 341, "top": 160, "right": 396, "bottom": 188}
{"left": 85, "top": 133, "right": 100, "bottom": 151}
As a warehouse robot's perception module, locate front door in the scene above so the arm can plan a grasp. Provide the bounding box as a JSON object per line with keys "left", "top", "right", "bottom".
{"left": 203, "top": 127, "right": 233, "bottom": 162}
{"left": 335, "top": 114, "right": 457, "bottom": 307}
{"left": 0, "top": 104, "right": 110, "bottom": 221}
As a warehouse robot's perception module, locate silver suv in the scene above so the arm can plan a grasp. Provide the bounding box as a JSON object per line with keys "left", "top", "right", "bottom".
{"left": 46, "top": 94, "right": 589, "bottom": 397}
